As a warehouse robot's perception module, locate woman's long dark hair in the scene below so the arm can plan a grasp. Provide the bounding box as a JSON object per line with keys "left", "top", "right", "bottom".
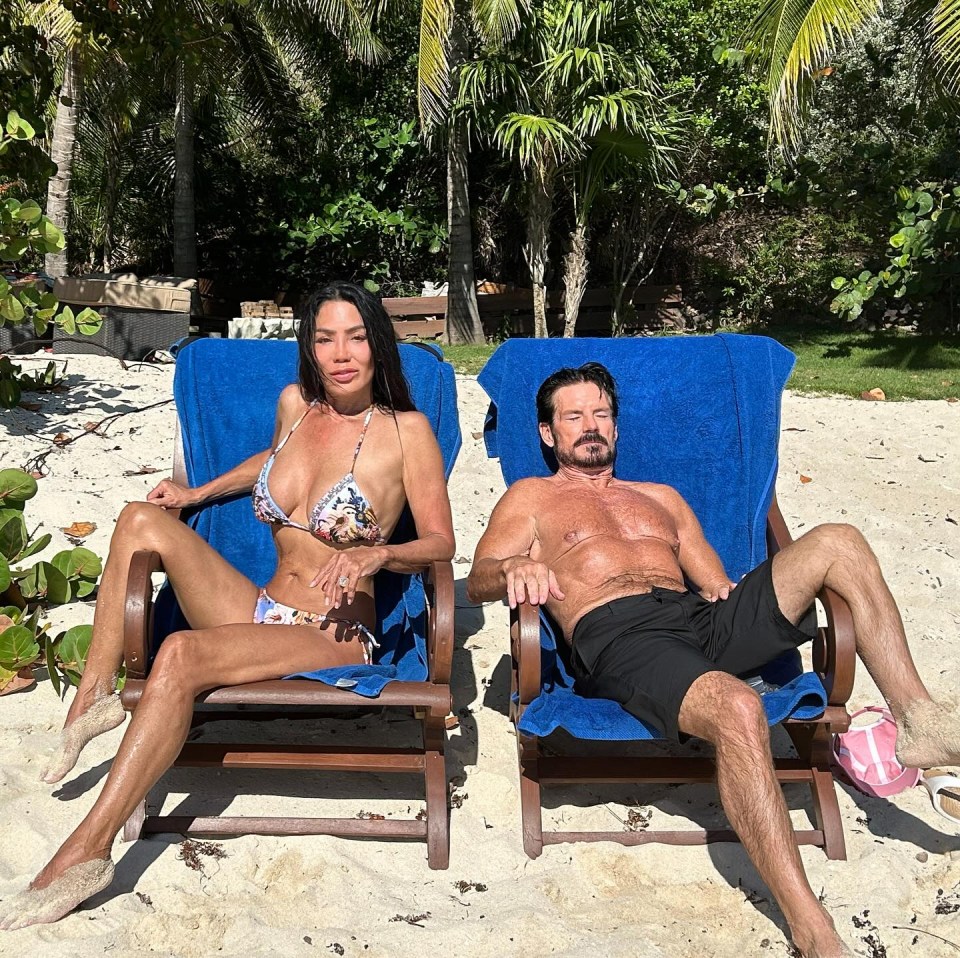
{"left": 296, "top": 282, "right": 415, "bottom": 412}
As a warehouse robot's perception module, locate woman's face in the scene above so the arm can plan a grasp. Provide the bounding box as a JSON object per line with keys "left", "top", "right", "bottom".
{"left": 312, "top": 299, "right": 375, "bottom": 401}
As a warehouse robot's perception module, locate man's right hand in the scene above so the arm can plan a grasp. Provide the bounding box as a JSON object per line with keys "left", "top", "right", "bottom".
{"left": 502, "top": 556, "right": 566, "bottom": 609}
{"left": 146, "top": 479, "right": 200, "bottom": 510}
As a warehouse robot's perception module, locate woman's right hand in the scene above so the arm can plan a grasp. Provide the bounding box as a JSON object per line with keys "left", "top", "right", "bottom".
{"left": 146, "top": 479, "right": 200, "bottom": 510}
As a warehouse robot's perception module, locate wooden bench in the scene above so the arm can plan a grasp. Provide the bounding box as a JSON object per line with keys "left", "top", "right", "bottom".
{"left": 384, "top": 286, "right": 683, "bottom": 340}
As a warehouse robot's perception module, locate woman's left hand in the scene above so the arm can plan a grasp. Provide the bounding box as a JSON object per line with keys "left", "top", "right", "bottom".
{"left": 311, "top": 546, "right": 388, "bottom": 607}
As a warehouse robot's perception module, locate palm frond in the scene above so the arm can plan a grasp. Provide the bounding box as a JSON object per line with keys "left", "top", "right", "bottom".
{"left": 743, "top": 0, "right": 881, "bottom": 156}
{"left": 929, "top": 0, "right": 960, "bottom": 93}
{"left": 418, "top": 0, "right": 452, "bottom": 127}
{"left": 495, "top": 111, "right": 582, "bottom": 166}
{"left": 472, "top": 0, "right": 526, "bottom": 46}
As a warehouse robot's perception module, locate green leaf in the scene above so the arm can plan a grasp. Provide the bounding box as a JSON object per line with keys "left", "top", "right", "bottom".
{"left": 830, "top": 277, "right": 847, "bottom": 290}
{"left": 75, "top": 307, "right": 102, "bottom": 335}
{"left": 0, "top": 469, "right": 37, "bottom": 504}
{"left": 915, "top": 192, "right": 934, "bottom": 216}
{"left": 14, "top": 532, "right": 50, "bottom": 563}
{"left": 1, "top": 238, "right": 29, "bottom": 261}
{"left": 46, "top": 634, "right": 60, "bottom": 696}
{"left": 0, "top": 377, "right": 21, "bottom": 409}
{"left": 58, "top": 304, "right": 76, "bottom": 335}
{"left": 0, "top": 510, "right": 28, "bottom": 560}
{"left": 56, "top": 625, "right": 92, "bottom": 678}
{"left": 0, "top": 624, "right": 40, "bottom": 671}
{"left": 0, "top": 293, "right": 25, "bottom": 323}
{"left": 13, "top": 200, "right": 41, "bottom": 224}
{"left": 18, "top": 561, "right": 70, "bottom": 603}
{"left": 0, "top": 554, "right": 9, "bottom": 592}
{"left": 52, "top": 547, "right": 101, "bottom": 579}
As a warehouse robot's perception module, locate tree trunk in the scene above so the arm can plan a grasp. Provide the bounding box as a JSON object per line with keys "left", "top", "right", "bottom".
{"left": 446, "top": 115, "right": 483, "bottom": 344}
{"left": 444, "top": 0, "right": 483, "bottom": 345}
{"left": 562, "top": 221, "right": 588, "bottom": 337}
{"left": 524, "top": 156, "right": 555, "bottom": 338}
{"left": 173, "top": 59, "right": 197, "bottom": 278}
{"left": 44, "top": 46, "right": 82, "bottom": 278}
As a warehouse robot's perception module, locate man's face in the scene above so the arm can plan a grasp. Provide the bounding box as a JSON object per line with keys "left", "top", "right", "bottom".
{"left": 539, "top": 382, "right": 617, "bottom": 470}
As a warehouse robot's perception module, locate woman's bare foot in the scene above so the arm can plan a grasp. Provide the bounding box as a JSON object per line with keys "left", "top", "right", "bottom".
{"left": 896, "top": 699, "right": 960, "bottom": 768}
{"left": 0, "top": 858, "right": 114, "bottom": 930}
{"left": 40, "top": 695, "right": 126, "bottom": 784}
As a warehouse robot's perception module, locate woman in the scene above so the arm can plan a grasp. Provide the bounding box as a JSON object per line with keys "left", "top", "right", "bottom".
{"left": 0, "top": 281, "right": 456, "bottom": 929}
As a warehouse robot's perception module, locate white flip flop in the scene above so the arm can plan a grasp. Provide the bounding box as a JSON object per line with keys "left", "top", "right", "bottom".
{"left": 921, "top": 768, "right": 960, "bottom": 825}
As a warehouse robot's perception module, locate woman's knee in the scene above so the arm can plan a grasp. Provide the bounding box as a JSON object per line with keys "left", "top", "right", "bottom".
{"left": 149, "top": 630, "right": 199, "bottom": 691}
{"left": 114, "top": 501, "right": 168, "bottom": 544}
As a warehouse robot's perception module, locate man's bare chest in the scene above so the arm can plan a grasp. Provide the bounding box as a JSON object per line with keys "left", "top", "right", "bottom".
{"left": 534, "top": 486, "right": 681, "bottom": 552}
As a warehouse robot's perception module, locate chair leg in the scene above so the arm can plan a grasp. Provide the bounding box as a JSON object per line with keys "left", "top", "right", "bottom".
{"left": 123, "top": 799, "right": 146, "bottom": 842}
{"left": 810, "top": 767, "right": 847, "bottom": 860}
{"left": 424, "top": 711, "right": 449, "bottom": 870}
{"left": 517, "top": 731, "right": 543, "bottom": 859}
{"left": 786, "top": 722, "right": 847, "bottom": 861}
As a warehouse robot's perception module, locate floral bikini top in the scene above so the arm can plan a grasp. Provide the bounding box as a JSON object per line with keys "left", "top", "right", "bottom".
{"left": 252, "top": 402, "right": 385, "bottom": 545}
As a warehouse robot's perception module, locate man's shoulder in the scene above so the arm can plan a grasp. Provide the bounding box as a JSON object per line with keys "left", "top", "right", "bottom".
{"left": 506, "top": 476, "right": 553, "bottom": 496}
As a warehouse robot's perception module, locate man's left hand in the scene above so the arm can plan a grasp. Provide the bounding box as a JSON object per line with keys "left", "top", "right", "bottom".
{"left": 699, "top": 580, "right": 737, "bottom": 602}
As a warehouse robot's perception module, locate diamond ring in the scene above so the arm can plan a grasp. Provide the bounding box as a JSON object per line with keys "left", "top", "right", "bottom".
{"left": 337, "top": 575, "right": 349, "bottom": 588}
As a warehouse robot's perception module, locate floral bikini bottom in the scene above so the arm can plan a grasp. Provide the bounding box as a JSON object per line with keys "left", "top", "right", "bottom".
{"left": 253, "top": 588, "right": 380, "bottom": 665}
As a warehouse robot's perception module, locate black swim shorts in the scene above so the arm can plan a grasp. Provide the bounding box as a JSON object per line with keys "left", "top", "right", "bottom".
{"left": 569, "top": 558, "right": 815, "bottom": 742}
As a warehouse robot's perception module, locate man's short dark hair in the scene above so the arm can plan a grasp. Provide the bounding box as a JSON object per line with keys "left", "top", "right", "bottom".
{"left": 536, "top": 362, "right": 619, "bottom": 425}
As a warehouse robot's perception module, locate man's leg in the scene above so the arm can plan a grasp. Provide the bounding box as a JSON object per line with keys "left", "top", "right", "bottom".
{"left": 771, "top": 523, "right": 959, "bottom": 767}
{"left": 679, "top": 671, "right": 851, "bottom": 958}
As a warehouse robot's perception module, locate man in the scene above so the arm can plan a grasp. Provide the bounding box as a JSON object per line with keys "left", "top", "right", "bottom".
{"left": 466, "top": 361, "right": 960, "bottom": 958}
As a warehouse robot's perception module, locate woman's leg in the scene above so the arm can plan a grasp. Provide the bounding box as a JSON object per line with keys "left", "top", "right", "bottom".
{"left": 42, "top": 502, "right": 260, "bottom": 783}
{"left": 3, "top": 619, "right": 366, "bottom": 929}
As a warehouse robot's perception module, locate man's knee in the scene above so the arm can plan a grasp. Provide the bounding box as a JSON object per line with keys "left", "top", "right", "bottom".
{"left": 712, "top": 683, "right": 770, "bottom": 750}
{"left": 806, "top": 522, "right": 873, "bottom": 563}
{"left": 680, "top": 672, "right": 769, "bottom": 746}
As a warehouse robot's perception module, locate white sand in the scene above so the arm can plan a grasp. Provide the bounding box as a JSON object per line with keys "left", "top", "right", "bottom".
{"left": 0, "top": 352, "right": 958, "bottom": 957}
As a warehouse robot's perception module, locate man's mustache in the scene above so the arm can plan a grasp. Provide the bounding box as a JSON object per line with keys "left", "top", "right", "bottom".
{"left": 576, "top": 432, "right": 607, "bottom": 447}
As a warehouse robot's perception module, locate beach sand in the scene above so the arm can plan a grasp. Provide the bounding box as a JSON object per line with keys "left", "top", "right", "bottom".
{"left": 0, "top": 352, "right": 958, "bottom": 957}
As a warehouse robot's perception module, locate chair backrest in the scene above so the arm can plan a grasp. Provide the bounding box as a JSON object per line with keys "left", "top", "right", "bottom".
{"left": 152, "top": 338, "right": 460, "bottom": 651}
{"left": 477, "top": 334, "right": 794, "bottom": 579}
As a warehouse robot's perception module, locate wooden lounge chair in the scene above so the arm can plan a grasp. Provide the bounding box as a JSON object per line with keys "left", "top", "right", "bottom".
{"left": 119, "top": 339, "right": 460, "bottom": 869}
{"left": 477, "top": 335, "right": 854, "bottom": 861}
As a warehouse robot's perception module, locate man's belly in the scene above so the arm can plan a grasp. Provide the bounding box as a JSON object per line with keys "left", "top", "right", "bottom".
{"left": 546, "top": 536, "right": 686, "bottom": 639}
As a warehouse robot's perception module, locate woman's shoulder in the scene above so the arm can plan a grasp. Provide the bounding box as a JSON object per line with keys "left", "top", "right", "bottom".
{"left": 277, "top": 383, "right": 307, "bottom": 413}
{"left": 382, "top": 407, "right": 432, "bottom": 435}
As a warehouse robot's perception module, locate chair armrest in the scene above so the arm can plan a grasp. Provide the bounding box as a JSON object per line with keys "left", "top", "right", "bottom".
{"left": 766, "top": 497, "right": 855, "bottom": 707}
{"left": 123, "top": 549, "right": 164, "bottom": 681}
{"left": 425, "top": 560, "right": 454, "bottom": 685}
{"left": 511, "top": 601, "right": 542, "bottom": 708}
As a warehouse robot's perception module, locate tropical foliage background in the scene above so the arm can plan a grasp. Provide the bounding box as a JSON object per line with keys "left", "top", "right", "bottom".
{"left": 4, "top": 0, "right": 960, "bottom": 342}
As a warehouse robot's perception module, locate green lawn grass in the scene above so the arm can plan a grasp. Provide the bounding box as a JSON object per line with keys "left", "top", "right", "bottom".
{"left": 442, "top": 326, "right": 960, "bottom": 400}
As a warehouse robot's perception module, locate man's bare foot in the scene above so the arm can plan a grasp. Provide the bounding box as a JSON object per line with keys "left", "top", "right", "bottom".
{"left": 792, "top": 914, "right": 853, "bottom": 957}
{"left": 896, "top": 699, "right": 960, "bottom": 769}
{"left": 40, "top": 695, "right": 126, "bottom": 784}
{"left": 0, "top": 858, "right": 114, "bottom": 930}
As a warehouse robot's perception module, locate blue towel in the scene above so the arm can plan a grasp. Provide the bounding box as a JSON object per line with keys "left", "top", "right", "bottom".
{"left": 478, "top": 335, "right": 828, "bottom": 740}
{"left": 153, "top": 338, "right": 461, "bottom": 696}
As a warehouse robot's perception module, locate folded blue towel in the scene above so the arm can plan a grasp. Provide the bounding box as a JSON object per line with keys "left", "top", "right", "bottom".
{"left": 478, "top": 334, "right": 828, "bottom": 739}
{"left": 153, "top": 338, "right": 460, "bottom": 697}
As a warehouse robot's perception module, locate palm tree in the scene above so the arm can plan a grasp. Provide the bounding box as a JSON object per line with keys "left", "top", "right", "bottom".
{"left": 21, "top": 1, "right": 105, "bottom": 278}
{"left": 418, "top": 0, "right": 524, "bottom": 343}
{"left": 456, "top": 0, "right": 680, "bottom": 336}
{"left": 742, "top": 0, "right": 960, "bottom": 156}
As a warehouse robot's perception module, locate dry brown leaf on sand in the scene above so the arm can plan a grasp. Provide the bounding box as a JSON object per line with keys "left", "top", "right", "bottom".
{"left": 61, "top": 521, "right": 97, "bottom": 539}
{"left": 860, "top": 388, "right": 886, "bottom": 401}
{"left": 123, "top": 465, "right": 160, "bottom": 477}
{"left": 18, "top": 401, "right": 41, "bottom": 411}
{"left": 0, "top": 667, "right": 36, "bottom": 696}
{"left": 53, "top": 432, "right": 70, "bottom": 445}
{"left": 799, "top": 475, "right": 813, "bottom": 484}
